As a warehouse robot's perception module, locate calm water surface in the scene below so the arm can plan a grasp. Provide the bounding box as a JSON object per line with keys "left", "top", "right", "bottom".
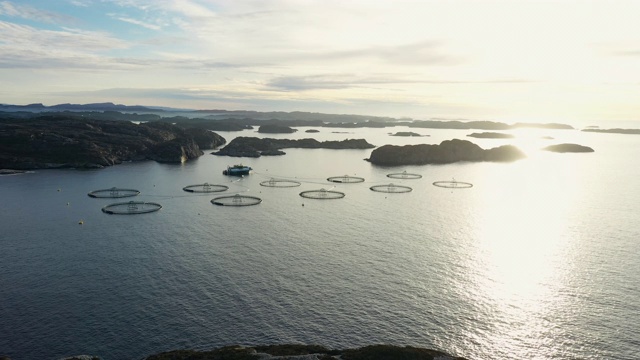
{"left": 1, "top": 127, "right": 639, "bottom": 360}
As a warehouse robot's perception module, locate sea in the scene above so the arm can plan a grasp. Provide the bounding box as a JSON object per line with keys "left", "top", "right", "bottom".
{"left": 1, "top": 125, "right": 639, "bottom": 360}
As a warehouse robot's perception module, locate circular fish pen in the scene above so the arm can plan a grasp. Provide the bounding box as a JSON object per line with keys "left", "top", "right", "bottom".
{"left": 260, "top": 178, "right": 302, "bottom": 188}
{"left": 387, "top": 171, "right": 422, "bottom": 180}
{"left": 182, "top": 183, "right": 229, "bottom": 193}
{"left": 433, "top": 180, "right": 473, "bottom": 189}
{"left": 102, "top": 201, "right": 162, "bottom": 214}
{"left": 88, "top": 187, "right": 140, "bottom": 198}
{"left": 370, "top": 183, "right": 412, "bottom": 193}
{"left": 327, "top": 175, "right": 365, "bottom": 183}
{"left": 299, "top": 188, "right": 346, "bottom": 200}
{"left": 211, "top": 194, "right": 262, "bottom": 206}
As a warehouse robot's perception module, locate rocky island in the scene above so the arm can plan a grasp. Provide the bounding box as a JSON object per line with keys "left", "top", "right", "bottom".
{"left": 213, "top": 137, "right": 375, "bottom": 157}
{"left": 390, "top": 131, "right": 428, "bottom": 137}
{"left": 258, "top": 124, "right": 297, "bottom": 133}
{"left": 0, "top": 115, "right": 226, "bottom": 169}
{"left": 467, "top": 132, "right": 514, "bottom": 139}
{"left": 582, "top": 128, "right": 640, "bottom": 135}
{"left": 367, "top": 139, "right": 525, "bottom": 166}
{"left": 543, "top": 143, "right": 594, "bottom": 153}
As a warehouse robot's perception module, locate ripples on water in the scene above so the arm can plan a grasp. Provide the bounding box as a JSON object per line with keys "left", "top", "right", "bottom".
{"left": 1, "top": 128, "right": 639, "bottom": 360}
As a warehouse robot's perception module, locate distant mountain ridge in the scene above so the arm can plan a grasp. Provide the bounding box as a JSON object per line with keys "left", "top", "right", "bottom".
{"left": 0, "top": 102, "right": 575, "bottom": 130}
{"left": 0, "top": 102, "right": 164, "bottom": 112}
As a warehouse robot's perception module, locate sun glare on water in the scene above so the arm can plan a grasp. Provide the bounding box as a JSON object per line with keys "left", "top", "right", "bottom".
{"left": 463, "top": 156, "right": 584, "bottom": 356}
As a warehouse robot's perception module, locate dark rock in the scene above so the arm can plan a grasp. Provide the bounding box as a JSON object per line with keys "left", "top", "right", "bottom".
{"left": 390, "top": 131, "right": 428, "bottom": 137}
{"left": 0, "top": 169, "right": 26, "bottom": 175}
{"left": 260, "top": 149, "right": 286, "bottom": 156}
{"left": 543, "top": 143, "right": 594, "bottom": 153}
{"left": 467, "top": 132, "right": 514, "bottom": 139}
{"left": 258, "top": 124, "right": 297, "bottom": 133}
{"left": 0, "top": 115, "right": 225, "bottom": 169}
{"left": 148, "top": 138, "right": 202, "bottom": 163}
{"left": 305, "top": 129, "right": 320, "bottom": 133}
{"left": 342, "top": 345, "right": 468, "bottom": 360}
{"left": 183, "top": 128, "right": 226, "bottom": 149}
{"left": 367, "top": 139, "right": 526, "bottom": 166}
{"left": 143, "top": 344, "right": 467, "bottom": 360}
{"left": 213, "top": 137, "right": 375, "bottom": 158}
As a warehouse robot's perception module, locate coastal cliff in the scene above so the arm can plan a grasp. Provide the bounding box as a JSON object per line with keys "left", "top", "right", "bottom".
{"left": 0, "top": 116, "right": 225, "bottom": 169}
{"left": 367, "top": 139, "right": 525, "bottom": 166}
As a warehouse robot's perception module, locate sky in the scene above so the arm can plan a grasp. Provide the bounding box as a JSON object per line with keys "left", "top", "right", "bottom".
{"left": 1, "top": 0, "right": 639, "bottom": 124}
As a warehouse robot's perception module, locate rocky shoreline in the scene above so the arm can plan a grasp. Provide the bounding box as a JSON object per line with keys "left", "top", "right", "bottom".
{"left": 0, "top": 115, "right": 225, "bottom": 170}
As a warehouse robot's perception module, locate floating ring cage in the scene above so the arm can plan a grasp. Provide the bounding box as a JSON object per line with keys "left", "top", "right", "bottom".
{"left": 182, "top": 183, "right": 229, "bottom": 193}
{"left": 433, "top": 180, "right": 473, "bottom": 189}
{"left": 211, "top": 194, "right": 262, "bottom": 206}
{"left": 102, "top": 201, "right": 162, "bottom": 214}
{"left": 260, "top": 178, "right": 302, "bottom": 188}
{"left": 327, "top": 175, "right": 365, "bottom": 183}
{"left": 88, "top": 187, "right": 140, "bottom": 198}
{"left": 299, "top": 188, "right": 346, "bottom": 200}
{"left": 370, "top": 183, "right": 412, "bottom": 193}
{"left": 387, "top": 171, "right": 422, "bottom": 180}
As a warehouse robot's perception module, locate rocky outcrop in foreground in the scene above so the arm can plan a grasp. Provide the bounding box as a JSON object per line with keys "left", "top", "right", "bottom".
{"left": 213, "top": 137, "right": 375, "bottom": 157}
{"left": 0, "top": 116, "right": 226, "bottom": 169}
{"left": 143, "top": 344, "right": 467, "bottom": 360}
{"left": 368, "top": 139, "right": 525, "bottom": 166}
{"left": 543, "top": 143, "right": 594, "bottom": 153}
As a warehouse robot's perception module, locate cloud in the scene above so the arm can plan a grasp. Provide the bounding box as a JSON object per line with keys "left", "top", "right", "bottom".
{"left": 115, "top": 16, "right": 161, "bottom": 30}
{"left": 0, "top": 1, "right": 77, "bottom": 25}
{"left": 318, "top": 41, "right": 460, "bottom": 66}
{"left": 68, "top": 0, "right": 91, "bottom": 7}
{"left": 0, "top": 20, "right": 134, "bottom": 69}
{"left": 0, "top": 21, "right": 129, "bottom": 51}
{"left": 611, "top": 50, "right": 640, "bottom": 56}
{"left": 265, "top": 74, "right": 532, "bottom": 91}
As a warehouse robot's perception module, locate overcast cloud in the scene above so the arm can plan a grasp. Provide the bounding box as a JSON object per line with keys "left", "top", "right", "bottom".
{"left": 1, "top": 0, "right": 639, "bottom": 123}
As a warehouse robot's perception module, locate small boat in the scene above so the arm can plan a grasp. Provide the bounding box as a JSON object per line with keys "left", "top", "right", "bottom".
{"left": 223, "top": 164, "right": 252, "bottom": 176}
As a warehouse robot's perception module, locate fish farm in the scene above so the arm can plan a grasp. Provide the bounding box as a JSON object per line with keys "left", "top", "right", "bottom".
{"left": 182, "top": 183, "right": 229, "bottom": 193}
{"left": 432, "top": 180, "right": 473, "bottom": 188}
{"left": 259, "top": 178, "right": 302, "bottom": 188}
{"left": 211, "top": 194, "right": 262, "bottom": 206}
{"left": 387, "top": 171, "right": 422, "bottom": 180}
{"left": 370, "top": 183, "right": 412, "bottom": 193}
{"left": 327, "top": 175, "right": 365, "bottom": 183}
{"left": 88, "top": 187, "right": 140, "bottom": 198}
{"left": 299, "top": 188, "right": 346, "bottom": 199}
{"left": 101, "top": 201, "right": 162, "bottom": 214}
